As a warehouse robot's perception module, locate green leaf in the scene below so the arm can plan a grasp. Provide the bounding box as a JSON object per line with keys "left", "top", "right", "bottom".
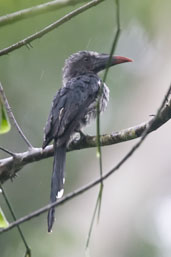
{"left": 0, "top": 207, "right": 9, "bottom": 228}
{"left": 0, "top": 101, "right": 11, "bottom": 134}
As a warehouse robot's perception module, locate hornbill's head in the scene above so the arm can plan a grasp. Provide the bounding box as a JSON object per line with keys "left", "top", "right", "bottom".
{"left": 63, "top": 50, "right": 132, "bottom": 84}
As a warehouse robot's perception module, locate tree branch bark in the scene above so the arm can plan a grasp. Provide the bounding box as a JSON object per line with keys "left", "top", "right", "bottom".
{"left": 0, "top": 0, "right": 88, "bottom": 27}
{"left": 0, "top": 83, "right": 33, "bottom": 149}
{"left": 0, "top": 96, "right": 171, "bottom": 184}
{"left": 0, "top": 0, "right": 104, "bottom": 56}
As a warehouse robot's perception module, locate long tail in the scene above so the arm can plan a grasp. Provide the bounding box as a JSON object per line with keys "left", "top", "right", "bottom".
{"left": 48, "top": 143, "right": 66, "bottom": 232}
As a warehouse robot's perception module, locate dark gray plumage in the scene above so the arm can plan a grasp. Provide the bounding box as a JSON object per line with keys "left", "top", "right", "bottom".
{"left": 42, "top": 50, "right": 132, "bottom": 232}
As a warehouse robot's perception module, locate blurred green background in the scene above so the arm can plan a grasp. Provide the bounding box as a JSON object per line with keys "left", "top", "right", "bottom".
{"left": 0, "top": 0, "right": 171, "bottom": 256}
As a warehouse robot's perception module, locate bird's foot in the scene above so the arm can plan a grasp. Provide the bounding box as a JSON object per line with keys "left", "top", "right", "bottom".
{"left": 77, "top": 130, "right": 88, "bottom": 141}
{"left": 68, "top": 130, "right": 91, "bottom": 150}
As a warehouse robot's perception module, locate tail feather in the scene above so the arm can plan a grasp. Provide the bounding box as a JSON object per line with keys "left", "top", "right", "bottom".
{"left": 48, "top": 144, "right": 66, "bottom": 232}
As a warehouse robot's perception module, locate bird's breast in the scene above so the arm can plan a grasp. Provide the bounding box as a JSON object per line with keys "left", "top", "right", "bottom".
{"left": 82, "top": 81, "right": 109, "bottom": 125}
{"left": 99, "top": 82, "right": 109, "bottom": 112}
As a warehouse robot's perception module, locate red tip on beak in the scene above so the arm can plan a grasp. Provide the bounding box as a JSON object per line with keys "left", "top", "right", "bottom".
{"left": 112, "top": 56, "right": 133, "bottom": 65}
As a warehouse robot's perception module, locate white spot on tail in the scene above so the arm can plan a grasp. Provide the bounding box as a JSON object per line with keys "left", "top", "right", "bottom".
{"left": 57, "top": 189, "right": 64, "bottom": 199}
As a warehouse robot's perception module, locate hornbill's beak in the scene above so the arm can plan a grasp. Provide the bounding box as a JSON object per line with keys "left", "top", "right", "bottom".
{"left": 94, "top": 54, "right": 133, "bottom": 73}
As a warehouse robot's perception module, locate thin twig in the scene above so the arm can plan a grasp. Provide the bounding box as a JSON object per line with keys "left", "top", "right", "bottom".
{"left": 0, "top": 184, "right": 31, "bottom": 255}
{"left": 85, "top": 183, "right": 103, "bottom": 248}
{"left": 0, "top": 82, "right": 33, "bottom": 148}
{"left": 0, "top": 147, "right": 15, "bottom": 157}
{"left": 0, "top": 83, "right": 171, "bottom": 234}
{"left": 103, "top": 0, "right": 120, "bottom": 83}
{"left": 0, "top": 0, "right": 104, "bottom": 56}
{"left": 87, "top": 0, "right": 121, "bottom": 248}
{"left": 0, "top": 0, "right": 87, "bottom": 27}
{"left": 86, "top": 188, "right": 101, "bottom": 248}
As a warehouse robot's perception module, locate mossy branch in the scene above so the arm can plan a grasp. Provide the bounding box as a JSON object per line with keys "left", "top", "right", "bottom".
{"left": 0, "top": 96, "right": 171, "bottom": 184}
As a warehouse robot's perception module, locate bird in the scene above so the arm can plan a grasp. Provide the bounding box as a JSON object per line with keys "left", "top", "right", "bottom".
{"left": 42, "top": 50, "right": 132, "bottom": 232}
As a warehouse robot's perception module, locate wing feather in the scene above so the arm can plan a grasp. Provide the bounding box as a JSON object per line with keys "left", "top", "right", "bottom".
{"left": 42, "top": 75, "right": 99, "bottom": 148}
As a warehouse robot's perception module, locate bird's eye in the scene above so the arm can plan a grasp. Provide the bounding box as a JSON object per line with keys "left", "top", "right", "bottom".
{"left": 83, "top": 57, "right": 89, "bottom": 62}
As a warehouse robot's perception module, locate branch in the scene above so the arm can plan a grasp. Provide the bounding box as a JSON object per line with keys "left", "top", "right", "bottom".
{"left": 0, "top": 83, "right": 33, "bottom": 148}
{"left": 0, "top": 184, "right": 31, "bottom": 255}
{"left": 1, "top": 83, "right": 171, "bottom": 233}
{"left": 88, "top": 0, "right": 121, "bottom": 247}
{"left": 0, "top": 0, "right": 104, "bottom": 56}
{"left": 0, "top": 96, "right": 171, "bottom": 184}
{"left": 0, "top": 0, "right": 88, "bottom": 27}
{"left": 0, "top": 147, "right": 15, "bottom": 157}
{"left": 103, "top": 0, "right": 120, "bottom": 83}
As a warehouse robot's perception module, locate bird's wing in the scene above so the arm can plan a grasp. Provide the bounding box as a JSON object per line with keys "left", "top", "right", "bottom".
{"left": 42, "top": 75, "right": 100, "bottom": 148}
